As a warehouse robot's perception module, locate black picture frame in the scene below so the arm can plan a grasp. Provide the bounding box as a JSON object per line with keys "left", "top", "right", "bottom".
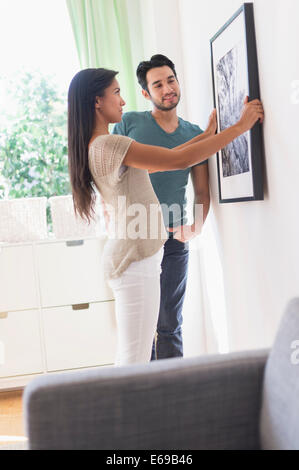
{"left": 210, "top": 3, "right": 264, "bottom": 203}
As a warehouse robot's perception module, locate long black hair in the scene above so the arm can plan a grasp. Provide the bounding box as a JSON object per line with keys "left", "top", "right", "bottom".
{"left": 67, "top": 68, "right": 118, "bottom": 223}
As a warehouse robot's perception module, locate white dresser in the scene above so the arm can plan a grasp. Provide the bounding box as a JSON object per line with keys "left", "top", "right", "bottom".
{"left": 0, "top": 236, "right": 116, "bottom": 390}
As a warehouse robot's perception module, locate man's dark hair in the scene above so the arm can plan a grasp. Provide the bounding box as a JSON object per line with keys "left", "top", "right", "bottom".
{"left": 136, "top": 54, "right": 178, "bottom": 92}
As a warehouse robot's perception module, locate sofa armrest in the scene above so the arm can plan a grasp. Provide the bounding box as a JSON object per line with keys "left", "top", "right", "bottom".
{"left": 24, "top": 349, "right": 269, "bottom": 450}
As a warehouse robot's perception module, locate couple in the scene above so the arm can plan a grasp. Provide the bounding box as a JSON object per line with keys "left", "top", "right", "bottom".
{"left": 67, "top": 54, "right": 264, "bottom": 366}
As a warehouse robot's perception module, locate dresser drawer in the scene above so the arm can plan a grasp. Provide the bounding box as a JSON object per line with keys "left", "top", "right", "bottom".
{"left": 42, "top": 301, "right": 117, "bottom": 371}
{"left": 0, "top": 245, "right": 38, "bottom": 312}
{"left": 0, "top": 309, "right": 43, "bottom": 378}
{"left": 36, "top": 238, "right": 114, "bottom": 307}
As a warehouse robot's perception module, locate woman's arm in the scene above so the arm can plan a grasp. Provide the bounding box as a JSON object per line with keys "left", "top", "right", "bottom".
{"left": 123, "top": 98, "right": 264, "bottom": 172}
{"left": 147, "top": 110, "right": 217, "bottom": 173}
{"left": 147, "top": 130, "right": 213, "bottom": 174}
{"left": 124, "top": 123, "right": 241, "bottom": 171}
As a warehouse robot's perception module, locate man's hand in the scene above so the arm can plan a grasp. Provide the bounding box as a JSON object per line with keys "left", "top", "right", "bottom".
{"left": 205, "top": 108, "right": 217, "bottom": 136}
{"left": 167, "top": 223, "right": 202, "bottom": 243}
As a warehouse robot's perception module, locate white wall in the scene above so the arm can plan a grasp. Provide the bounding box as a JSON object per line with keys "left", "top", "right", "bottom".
{"left": 139, "top": 0, "right": 299, "bottom": 352}
{"left": 138, "top": 0, "right": 188, "bottom": 116}
{"left": 177, "top": 0, "right": 299, "bottom": 350}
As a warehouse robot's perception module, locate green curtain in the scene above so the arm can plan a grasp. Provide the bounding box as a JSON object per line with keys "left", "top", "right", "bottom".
{"left": 66, "top": 0, "right": 144, "bottom": 111}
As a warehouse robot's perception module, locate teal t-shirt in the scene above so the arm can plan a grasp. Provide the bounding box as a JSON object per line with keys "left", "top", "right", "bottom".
{"left": 112, "top": 111, "right": 206, "bottom": 228}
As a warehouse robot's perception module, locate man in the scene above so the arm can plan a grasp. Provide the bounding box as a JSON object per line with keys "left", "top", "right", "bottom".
{"left": 112, "top": 54, "right": 216, "bottom": 360}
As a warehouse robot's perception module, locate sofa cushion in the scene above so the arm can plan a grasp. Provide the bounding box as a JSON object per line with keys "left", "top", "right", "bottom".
{"left": 260, "top": 298, "right": 299, "bottom": 450}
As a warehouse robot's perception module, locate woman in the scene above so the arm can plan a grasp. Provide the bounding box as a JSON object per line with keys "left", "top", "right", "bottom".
{"left": 67, "top": 68, "right": 264, "bottom": 366}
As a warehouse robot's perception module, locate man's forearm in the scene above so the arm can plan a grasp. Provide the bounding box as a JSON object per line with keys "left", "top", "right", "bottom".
{"left": 193, "top": 195, "right": 210, "bottom": 232}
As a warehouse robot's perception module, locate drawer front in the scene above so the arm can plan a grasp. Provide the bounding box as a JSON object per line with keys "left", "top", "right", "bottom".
{"left": 0, "top": 310, "right": 44, "bottom": 378}
{"left": 36, "top": 238, "right": 114, "bottom": 307}
{"left": 0, "top": 245, "right": 38, "bottom": 312}
{"left": 42, "top": 301, "right": 117, "bottom": 371}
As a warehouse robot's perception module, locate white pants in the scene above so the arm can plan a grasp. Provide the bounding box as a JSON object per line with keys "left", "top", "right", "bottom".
{"left": 108, "top": 248, "right": 164, "bottom": 366}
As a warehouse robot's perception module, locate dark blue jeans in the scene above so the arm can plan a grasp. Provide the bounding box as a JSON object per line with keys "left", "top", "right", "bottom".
{"left": 151, "top": 235, "right": 189, "bottom": 360}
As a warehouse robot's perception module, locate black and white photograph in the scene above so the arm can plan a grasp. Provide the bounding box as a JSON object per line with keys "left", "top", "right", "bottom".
{"left": 216, "top": 42, "right": 249, "bottom": 177}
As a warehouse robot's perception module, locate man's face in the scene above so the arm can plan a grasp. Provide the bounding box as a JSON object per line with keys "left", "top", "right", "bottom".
{"left": 143, "top": 65, "right": 181, "bottom": 111}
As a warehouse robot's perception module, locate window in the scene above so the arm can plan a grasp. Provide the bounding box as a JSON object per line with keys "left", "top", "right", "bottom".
{"left": 0, "top": 0, "right": 80, "bottom": 227}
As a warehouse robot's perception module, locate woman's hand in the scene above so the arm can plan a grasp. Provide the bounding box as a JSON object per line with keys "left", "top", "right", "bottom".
{"left": 205, "top": 109, "right": 217, "bottom": 136}
{"left": 238, "top": 96, "right": 264, "bottom": 133}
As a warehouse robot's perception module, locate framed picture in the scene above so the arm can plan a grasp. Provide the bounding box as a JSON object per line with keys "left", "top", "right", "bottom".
{"left": 210, "top": 3, "right": 264, "bottom": 203}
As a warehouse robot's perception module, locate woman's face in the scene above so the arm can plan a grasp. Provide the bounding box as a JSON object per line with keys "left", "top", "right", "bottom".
{"left": 96, "top": 78, "right": 126, "bottom": 123}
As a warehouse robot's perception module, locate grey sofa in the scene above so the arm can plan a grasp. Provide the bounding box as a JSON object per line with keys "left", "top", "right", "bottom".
{"left": 23, "top": 298, "right": 299, "bottom": 450}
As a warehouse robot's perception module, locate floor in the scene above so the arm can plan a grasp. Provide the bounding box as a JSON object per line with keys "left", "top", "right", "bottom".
{"left": 0, "top": 390, "right": 27, "bottom": 448}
